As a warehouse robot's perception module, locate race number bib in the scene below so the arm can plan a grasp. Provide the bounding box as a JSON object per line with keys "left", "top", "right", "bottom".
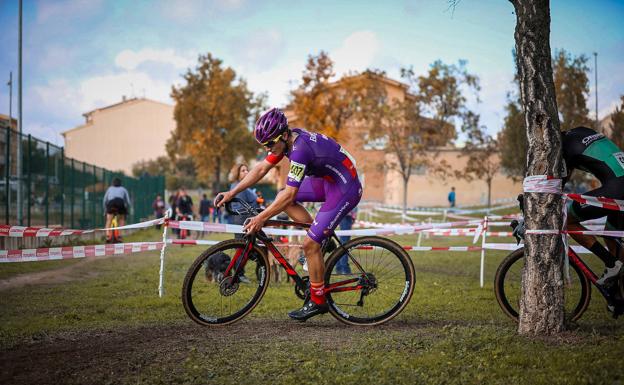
{"left": 614, "top": 152, "right": 624, "bottom": 170}
{"left": 288, "top": 161, "right": 306, "bottom": 182}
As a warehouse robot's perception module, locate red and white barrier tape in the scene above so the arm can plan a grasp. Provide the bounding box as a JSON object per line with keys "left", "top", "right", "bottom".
{"left": 483, "top": 243, "right": 591, "bottom": 254}
{"left": 0, "top": 241, "right": 164, "bottom": 263}
{"left": 0, "top": 217, "right": 166, "bottom": 238}
{"left": 566, "top": 193, "right": 624, "bottom": 212}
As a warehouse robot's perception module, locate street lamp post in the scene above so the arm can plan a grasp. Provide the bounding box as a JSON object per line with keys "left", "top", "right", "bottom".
{"left": 594, "top": 52, "right": 598, "bottom": 130}
{"left": 16, "top": 0, "right": 23, "bottom": 225}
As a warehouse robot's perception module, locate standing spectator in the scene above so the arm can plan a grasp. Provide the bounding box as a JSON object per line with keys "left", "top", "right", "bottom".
{"left": 176, "top": 187, "right": 194, "bottom": 218}
{"left": 176, "top": 187, "right": 194, "bottom": 239}
{"left": 448, "top": 187, "right": 456, "bottom": 208}
{"left": 152, "top": 195, "right": 166, "bottom": 229}
{"left": 335, "top": 207, "right": 357, "bottom": 274}
{"left": 199, "top": 193, "right": 212, "bottom": 222}
{"left": 103, "top": 177, "right": 132, "bottom": 243}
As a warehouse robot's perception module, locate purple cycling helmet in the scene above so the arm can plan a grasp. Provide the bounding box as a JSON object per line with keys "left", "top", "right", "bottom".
{"left": 254, "top": 108, "right": 288, "bottom": 144}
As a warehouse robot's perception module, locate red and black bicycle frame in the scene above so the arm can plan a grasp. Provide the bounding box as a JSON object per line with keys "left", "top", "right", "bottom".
{"left": 223, "top": 221, "right": 366, "bottom": 294}
{"left": 567, "top": 243, "right": 622, "bottom": 305}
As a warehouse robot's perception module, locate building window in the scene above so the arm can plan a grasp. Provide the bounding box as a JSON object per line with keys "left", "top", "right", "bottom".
{"left": 363, "top": 134, "right": 388, "bottom": 150}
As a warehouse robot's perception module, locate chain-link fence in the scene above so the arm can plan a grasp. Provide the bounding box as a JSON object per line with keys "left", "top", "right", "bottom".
{"left": 1, "top": 126, "right": 165, "bottom": 228}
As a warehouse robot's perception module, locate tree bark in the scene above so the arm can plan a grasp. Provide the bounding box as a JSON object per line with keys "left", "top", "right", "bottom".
{"left": 510, "top": 0, "right": 565, "bottom": 335}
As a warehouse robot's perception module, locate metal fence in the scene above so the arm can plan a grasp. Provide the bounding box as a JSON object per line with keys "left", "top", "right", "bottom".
{"left": 1, "top": 125, "right": 165, "bottom": 228}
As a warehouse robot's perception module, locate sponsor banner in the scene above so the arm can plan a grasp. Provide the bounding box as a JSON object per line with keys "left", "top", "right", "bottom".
{"left": 0, "top": 242, "right": 163, "bottom": 263}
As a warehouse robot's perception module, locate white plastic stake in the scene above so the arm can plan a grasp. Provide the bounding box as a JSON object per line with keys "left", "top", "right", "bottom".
{"left": 480, "top": 216, "right": 488, "bottom": 288}
{"left": 158, "top": 210, "right": 170, "bottom": 298}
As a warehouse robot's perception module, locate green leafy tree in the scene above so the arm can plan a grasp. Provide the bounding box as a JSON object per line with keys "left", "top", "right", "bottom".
{"left": 609, "top": 95, "right": 624, "bottom": 149}
{"left": 132, "top": 156, "right": 200, "bottom": 190}
{"left": 170, "top": 53, "right": 264, "bottom": 192}
{"left": 500, "top": 49, "right": 591, "bottom": 179}
{"left": 553, "top": 49, "right": 591, "bottom": 130}
{"left": 411, "top": 59, "right": 481, "bottom": 142}
{"left": 498, "top": 93, "right": 527, "bottom": 181}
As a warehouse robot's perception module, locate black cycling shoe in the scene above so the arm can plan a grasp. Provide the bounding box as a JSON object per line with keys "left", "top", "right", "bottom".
{"left": 288, "top": 300, "right": 328, "bottom": 322}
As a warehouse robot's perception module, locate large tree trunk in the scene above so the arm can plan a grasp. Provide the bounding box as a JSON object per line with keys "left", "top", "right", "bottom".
{"left": 511, "top": 0, "right": 566, "bottom": 335}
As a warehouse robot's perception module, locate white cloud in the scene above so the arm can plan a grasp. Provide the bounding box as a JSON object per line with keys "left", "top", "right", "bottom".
{"left": 79, "top": 71, "right": 173, "bottom": 110}
{"left": 159, "top": 0, "right": 252, "bottom": 23}
{"left": 115, "top": 48, "right": 195, "bottom": 71}
{"left": 36, "top": 0, "right": 104, "bottom": 23}
{"left": 230, "top": 29, "right": 285, "bottom": 71}
{"left": 241, "top": 59, "right": 306, "bottom": 108}
{"left": 332, "top": 31, "right": 381, "bottom": 77}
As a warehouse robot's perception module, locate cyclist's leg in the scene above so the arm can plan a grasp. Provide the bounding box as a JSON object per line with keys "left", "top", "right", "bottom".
{"left": 284, "top": 177, "right": 326, "bottom": 223}
{"left": 567, "top": 186, "right": 619, "bottom": 268}
{"left": 105, "top": 213, "right": 113, "bottom": 241}
{"left": 605, "top": 211, "right": 624, "bottom": 261}
{"left": 304, "top": 182, "right": 362, "bottom": 299}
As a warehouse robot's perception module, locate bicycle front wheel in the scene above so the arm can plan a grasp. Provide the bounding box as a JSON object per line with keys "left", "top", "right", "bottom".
{"left": 182, "top": 239, "right": 270, "bottom": 326}
{"left": 494, "top": 248, "right": 591, "bottom": 323}
{"left": 324, "top": 236, "right": 415, "bottom": 326}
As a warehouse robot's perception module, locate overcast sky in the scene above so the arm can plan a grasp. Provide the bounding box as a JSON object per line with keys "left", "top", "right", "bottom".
{"left": 1, "top": 0, "right": 622, "bottom": 146}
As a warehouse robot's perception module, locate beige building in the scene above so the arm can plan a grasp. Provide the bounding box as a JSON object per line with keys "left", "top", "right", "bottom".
{"left": 281, "top": 74, "right": 522, "bottom": 207}
{"left": 62, "top": 98, "right": 175, "bottom": 175}
{"left": 384, "top": 150, "right": 520, "bottom": 207}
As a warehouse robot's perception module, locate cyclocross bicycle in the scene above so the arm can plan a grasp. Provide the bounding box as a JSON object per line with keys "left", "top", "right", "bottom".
{"left": 182, "top": 198, "right": 416, "bottom": 326}
{"left": 494, "top": 235, "right": 624, "bottom": 322}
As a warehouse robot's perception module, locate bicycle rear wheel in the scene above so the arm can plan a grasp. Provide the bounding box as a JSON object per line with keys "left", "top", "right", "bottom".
{"left": 182, "top": 239, "right": 270, "bottom": 326}
{"left": 324, "top": 236, "right": 415, "bottom": 326}
{"left": 494, "top": 248, "right": 591, "bottom": 323}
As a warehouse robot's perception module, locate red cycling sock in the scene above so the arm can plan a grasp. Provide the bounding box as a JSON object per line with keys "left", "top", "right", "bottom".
{"left": 309, "top": 281, "right": 326, "bottom": 305}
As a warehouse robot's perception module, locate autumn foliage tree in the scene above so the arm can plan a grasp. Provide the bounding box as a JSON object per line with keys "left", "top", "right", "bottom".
{"left": 456, "top": 112, "right": 500, "bottom": 207}
{"left": 368, "top": 61, "right": 479, "bottom": 214}
{"left": 289, "top": 51, "right": 386, "bottom": 142}
{"left": 170, "top": 54, "right": 264, "bottom": 192}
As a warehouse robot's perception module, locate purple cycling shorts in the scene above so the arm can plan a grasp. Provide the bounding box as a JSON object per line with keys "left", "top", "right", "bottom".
{"left": 295, "top": 177, "right": 362, "bottom": 244}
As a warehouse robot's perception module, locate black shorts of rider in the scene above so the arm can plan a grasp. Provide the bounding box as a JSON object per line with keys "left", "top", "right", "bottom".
{"left": 568, "top": 177, "right": 624, "bottom": 230}
{"left": 106, "top": 198, "right": 127, "bottom": 215}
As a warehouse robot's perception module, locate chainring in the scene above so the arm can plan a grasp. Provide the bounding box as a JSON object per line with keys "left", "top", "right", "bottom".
{"left": 295, "top": 276, "right": 310, "bottom": 300}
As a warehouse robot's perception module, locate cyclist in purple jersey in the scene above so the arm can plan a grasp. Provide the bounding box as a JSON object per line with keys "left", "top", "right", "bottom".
{"left": 216, "top": 108, "right": 362, "bottom": 321}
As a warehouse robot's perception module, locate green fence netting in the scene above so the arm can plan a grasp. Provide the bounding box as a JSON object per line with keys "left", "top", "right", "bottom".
{"left": 1, "top": 126, "right": 165, "bottom": 228}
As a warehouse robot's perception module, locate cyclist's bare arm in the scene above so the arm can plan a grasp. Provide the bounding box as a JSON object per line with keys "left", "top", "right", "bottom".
{"left": 215, "top": 160, "right": 275, "bottom": 205}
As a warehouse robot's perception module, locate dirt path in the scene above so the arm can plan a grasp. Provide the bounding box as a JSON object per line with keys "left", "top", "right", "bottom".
{"left": 0, "top": 256, "right": 109, "bottom": 291}
{"left": 0, "top": 319, "right": 442, "bottom": 385}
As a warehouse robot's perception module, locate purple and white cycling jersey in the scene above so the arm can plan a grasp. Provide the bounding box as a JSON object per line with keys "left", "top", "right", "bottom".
{"left": 266, "top": 128, "right": 362, "bottom": 243}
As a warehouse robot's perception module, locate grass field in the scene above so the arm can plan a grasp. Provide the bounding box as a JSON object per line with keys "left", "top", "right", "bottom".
{"left": 1, "top": 220, "right": 623, "bottom": 384}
